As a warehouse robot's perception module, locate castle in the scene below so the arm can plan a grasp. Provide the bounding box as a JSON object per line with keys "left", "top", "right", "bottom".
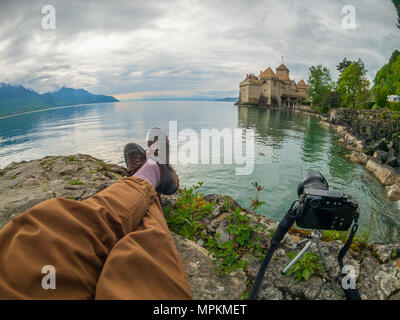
{"left": 238, "top": 64, "right": 310, "bottom": 108}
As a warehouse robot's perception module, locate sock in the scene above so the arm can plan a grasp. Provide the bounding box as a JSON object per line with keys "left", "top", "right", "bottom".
{"left": 133, "top": 158, "right": 160, "bottom": 189}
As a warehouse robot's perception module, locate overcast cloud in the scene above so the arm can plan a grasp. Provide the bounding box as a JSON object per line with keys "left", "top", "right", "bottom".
{"left": 0, "top": 0, "right": 399, "bottom": 99}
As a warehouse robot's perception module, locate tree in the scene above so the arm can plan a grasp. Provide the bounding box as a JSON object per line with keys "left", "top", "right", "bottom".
{"left": 372, "top": 50, "right": 400, "bottom": 109}
{"left": 307, "top": 65, "right": 334, "bottom": 113}
{"left": 336, "top": 58, "right": 354, "bottom": 75}
{"left": 393, "top": 0, "right": 400, "bottom": 29}
{"left": 337, "top": 60, "right": 370, "bottom": 109}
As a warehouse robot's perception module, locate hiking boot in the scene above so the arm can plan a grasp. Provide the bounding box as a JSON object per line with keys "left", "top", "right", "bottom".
{"left": 147, "top": 127, "right": 179, "bottom": 195}
{"left": 124, "top": 143, "right": 146, "bottom": 177}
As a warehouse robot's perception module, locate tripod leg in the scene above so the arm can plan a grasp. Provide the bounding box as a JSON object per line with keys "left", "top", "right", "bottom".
{"left": 282, "top": 240, "right": 313, "bottom": 274}
{"left": 316, "top": 240, "right": 328, "bottom": 270}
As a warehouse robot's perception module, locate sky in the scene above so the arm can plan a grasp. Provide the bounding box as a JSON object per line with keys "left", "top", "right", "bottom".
{"left": 0, "top": 0, "right": 399, "bottom": 100}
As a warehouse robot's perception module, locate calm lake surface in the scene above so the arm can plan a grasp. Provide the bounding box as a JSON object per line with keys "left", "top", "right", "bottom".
{"left": 0, "top": 101, "right": 399, "bottom": 243}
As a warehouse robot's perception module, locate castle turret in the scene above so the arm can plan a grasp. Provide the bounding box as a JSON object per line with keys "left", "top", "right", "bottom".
{"left": 276, "top": 64, "right": 290, "bottom": 81}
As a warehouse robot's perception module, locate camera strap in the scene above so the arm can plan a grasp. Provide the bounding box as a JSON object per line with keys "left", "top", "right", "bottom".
{"left": 337, "top": 212, "right": 361, "bottom": 300}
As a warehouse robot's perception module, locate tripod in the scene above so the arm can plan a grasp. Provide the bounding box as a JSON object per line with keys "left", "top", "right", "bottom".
{"left": 282, "top": 230, "right": 328, "bottom": 275}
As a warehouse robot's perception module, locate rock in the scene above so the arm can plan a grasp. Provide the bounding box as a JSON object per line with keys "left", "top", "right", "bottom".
{"left": 348, "top": 151, "right": 368, "bottom": 165}
{"left": 385, "top": 183, "right": 400, "bottom": 200}
{"left": 172, "top": 233, "right": 246, "bottom": 299}
{"left": 59, "top": 165, "right": 77, "bottom": 176}
{"left": 365, "top": 158, "right": 400, "bottom": 186}
{"left": 373, "top": 245, "right": 395, "bottom": 264}
{"left": 365, "top": 139, "right": 388, "bottom": 155}
{"left": 386, "top": 155, "right": 399, "bottom": 168}
{"left": 374, "top": 150, "right": 388, "bottom": 163}
{"left": 374, "top": 265, "right": 400, "bottom": 300}
{"left": 215, "top": 218, "right": 231, "bottom": 245}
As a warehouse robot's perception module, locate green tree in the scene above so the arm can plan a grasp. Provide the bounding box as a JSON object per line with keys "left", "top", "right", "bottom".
{"left": 393, "top": 0, "right": 400, "bottom": 29}
{"left": 336, "top": 58, "right": 355, "bottom": 75}
{"left": 337, "top": 60, "right": 370, "bottom": 109}
{"left": 372, "top": 50, "right": 400, "bottom": 109}
{"left": 307, "top": 65, "right": 334, "bottom": 113}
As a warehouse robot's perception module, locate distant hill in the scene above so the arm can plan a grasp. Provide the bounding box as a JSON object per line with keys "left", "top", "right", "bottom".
{"left": 0, "top": 83, "right": 119, "bottom": 117}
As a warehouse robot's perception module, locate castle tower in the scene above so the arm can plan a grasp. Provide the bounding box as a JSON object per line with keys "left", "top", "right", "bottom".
{"left": 276, "top": 64, "right": 290, "bottom": 81}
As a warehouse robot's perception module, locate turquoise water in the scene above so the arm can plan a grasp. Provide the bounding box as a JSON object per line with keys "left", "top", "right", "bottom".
{"left": 0, "top": 101, "right": 399, "bottom": 243}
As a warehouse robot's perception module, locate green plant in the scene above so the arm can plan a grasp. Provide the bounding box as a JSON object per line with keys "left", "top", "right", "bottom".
{"left": 205, "top": 207, "right": 265, "bottom": 275}
{"left": 97, "top": 160, "right": 112, "bottom": 172}
{"left": 248, "top": 182, "right": 266, "bottom": 211}
{"left": 164, "top": 182, "right": 214, "bottom": 240}
{"left": 284, "top": 252, "right": 325, "bottom": 282}
{"left": 68, "top": 156, "right": 78, "bottom": 163}
{"left": 165, "top": 181, "right": 267, "bottom": 276}
{"left": 69, "top": 178, "right": 83, "bottom": 185}
{"left": 239, "top": 290, "right": 250, "bottom": 300}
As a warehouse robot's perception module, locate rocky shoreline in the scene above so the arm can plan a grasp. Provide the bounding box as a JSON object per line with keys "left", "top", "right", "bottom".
{"left": 0, "top": 154, "right": 399, "bottom": 300}
{"left": 320, "top": 108, "right": 400, "bottom": 201}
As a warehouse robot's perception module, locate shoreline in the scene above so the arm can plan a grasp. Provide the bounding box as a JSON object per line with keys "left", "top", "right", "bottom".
{"left": 319, "top": 114, "right": 400, "bottom": 201}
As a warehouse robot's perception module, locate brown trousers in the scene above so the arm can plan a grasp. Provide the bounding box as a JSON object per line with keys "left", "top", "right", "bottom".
{"left": 0, "top": 177, "right": 192, "bottom": 300}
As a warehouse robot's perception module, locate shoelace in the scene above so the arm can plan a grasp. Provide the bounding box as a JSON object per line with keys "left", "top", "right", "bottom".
{"left": 127, "top": 158, "right": 144, "bottom": 177}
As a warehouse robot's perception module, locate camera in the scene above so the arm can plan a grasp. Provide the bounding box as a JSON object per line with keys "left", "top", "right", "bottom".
{"left": 295, "top": 170, "right": 359, "bottom": 231}
{"left": 250, "top": 170, "right": 361, "bottom": 300}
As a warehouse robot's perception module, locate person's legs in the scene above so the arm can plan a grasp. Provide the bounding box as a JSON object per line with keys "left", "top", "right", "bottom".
{"left": 0, "top": 132, "right": 190, "bottom": 299}
{"left": 0, "top": 177, "right": 158, "bottom": 299}
{"left": 95, "top": 192, "right": 192, "bottom": 300}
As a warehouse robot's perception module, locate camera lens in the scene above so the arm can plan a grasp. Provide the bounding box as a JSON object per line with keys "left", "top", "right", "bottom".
{"left": 297, "top": 170, "right": 329, "bottom": 196}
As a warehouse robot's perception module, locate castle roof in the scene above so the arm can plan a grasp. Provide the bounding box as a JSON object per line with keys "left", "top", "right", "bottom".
{"left": 276, "top": 64, "right": 289, "bottom": 71}
{"left": 241, "top": 73, "right": 259, "bottom": 83}
{"left": 260, "top": 67, "right": 277, "bottom": 79}
{"left": 297, "top": 79, "right": 307, "bottom": 87}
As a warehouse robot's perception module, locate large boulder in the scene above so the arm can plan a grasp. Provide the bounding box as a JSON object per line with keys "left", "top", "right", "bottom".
{"left": 365, "top": 158, "right": 400, "bottom": 186}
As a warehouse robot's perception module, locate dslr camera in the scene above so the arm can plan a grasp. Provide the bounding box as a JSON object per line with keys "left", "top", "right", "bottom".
{"left": 295, "top": 170, "right": 359, "bottom": 231}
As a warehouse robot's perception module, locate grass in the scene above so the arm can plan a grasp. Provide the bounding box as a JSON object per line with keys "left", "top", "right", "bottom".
{"left": 40, "top": 156, "right": 61, "bottom": 167}
{"left": 68, "top": 156, "right": 79, "bottom": 164}
{"left": 97, "top": 160, "right": 112, "bottom": 172}
{"left": 69, "top": 178, "right": 83, "bottom": 185}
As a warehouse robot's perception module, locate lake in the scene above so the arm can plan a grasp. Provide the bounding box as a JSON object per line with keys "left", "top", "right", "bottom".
{"left": 0, "top": 101, "right": 399, "bottom": 243}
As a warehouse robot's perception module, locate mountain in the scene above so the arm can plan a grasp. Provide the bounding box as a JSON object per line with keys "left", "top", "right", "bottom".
{"left": 0, "top": 83, "right": 119, "bottom": 117}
